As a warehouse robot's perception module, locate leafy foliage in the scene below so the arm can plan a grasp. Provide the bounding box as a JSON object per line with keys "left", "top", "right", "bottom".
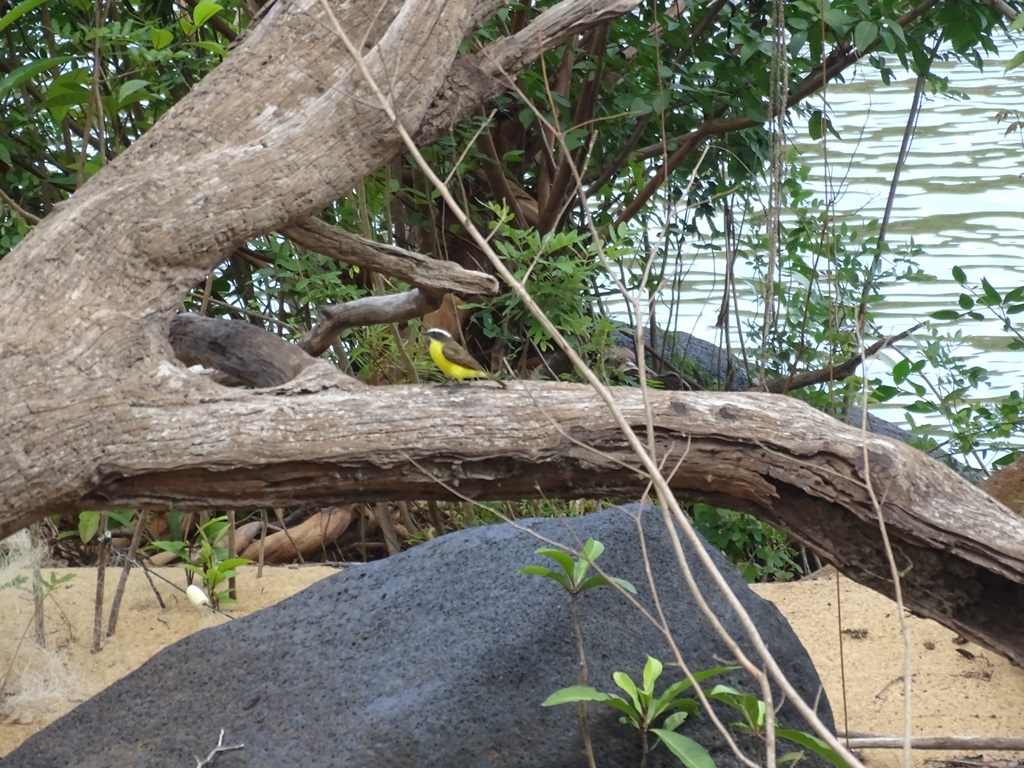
{"left": 520, "top": 538, "right": 637, "bottom": 596}
{"left": 543, "top": 657, "right": 734, "bottom": 768}
{"left": 708, "top": 685, "right": 850, "bottom": 768}
{"left": 690, "top": 504, "right": 802, "bottom": 583}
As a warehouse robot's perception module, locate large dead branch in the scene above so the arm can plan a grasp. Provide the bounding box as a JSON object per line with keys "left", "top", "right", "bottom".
{"left": 54, "top": 384, "right": 1019, "bottom": 665}
{"left": 0, "top": 0, "right": 642, "bottom": 515}
{"left": 300, "top": 289, "right": 440, "bottom": 356}
{"left": 281, "top": 218, "right": 499, "bottom": 296}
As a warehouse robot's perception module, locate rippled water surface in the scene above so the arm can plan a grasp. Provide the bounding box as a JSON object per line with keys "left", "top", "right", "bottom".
{"left": 643, "top": 56, "right": 1024, "bottom": 419}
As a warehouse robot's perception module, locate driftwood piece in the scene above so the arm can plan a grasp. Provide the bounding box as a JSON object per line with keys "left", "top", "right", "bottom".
{"left": 240, "top": 506, "right": 360, "bottom": 562}
{"left": 841, "top": 734, "right": 1024, "bottom": 750}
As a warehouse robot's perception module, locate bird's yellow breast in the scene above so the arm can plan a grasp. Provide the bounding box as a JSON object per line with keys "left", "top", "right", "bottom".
{"left": 429, "top": 339, "right": 486, "bottom": 382}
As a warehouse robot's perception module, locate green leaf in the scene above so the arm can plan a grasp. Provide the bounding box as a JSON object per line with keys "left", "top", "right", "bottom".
{"left": 581, "top": 538, "right": 604, "bottom": 562}
{"left": 534, "top": 547, "right": 575, "bottom": 576}
{"left": 541, "top": 686, "right": 612, "bottom": 706}
{"left": 951, "top": 265, "right": 967, "bottom": 284}
{"left": 777, "top": 728, "right": 848, "bottom": 768}
{"left": 216, "top": 557, "right": 253, "bottom": 572}
{"left": 44, "top": 86, "right": 92, "bottom": 109}
{"left": 572, "top": 553, "right": 591, "bottom": 585}
{"left": 609, "top": 576, "right": 637, "bottom": 594}
{"left": 518, "top": 565, "right": 571, "bottom": 591}
{"left": 78, "top": 511, "right": 100, "bottom": 543}
{"left": 192, "top": 1, "right": 223, "bottom": 27}
{"left": 651, "top": 729, "right": 715, "bottom": 768}
{"left": 882, "top": 18, "right": 907, "bottom": 44}
{"left": 662, "top": 666, "right": 737, "bottom": 697}
{"left": 0, "top": 0, "right": 49, "bottom": 35}
{"left": 958, "top": 294, "right": 975, "bottom": 310}
{"left": 853, "top": 21, "right": 878, "bottom": 52}
{"left": 1004, "top": 286, "right": 1024, "bottom": 303}
{"left": 518, "top": 564, "right": 554, "bottom": 577}
{"left": 662, "top": 710, "right": 690, "bottom": 731}
{"left": 188, "top": 40, "right": 227, "bottom": 57}
{"left": 822, "top": 115, "right": 842, "bottom": 140}
{"left": 822, "top": 8, "right": 854, "bottom": 34}
{"left": 1005, "top": 49, "right": 1024, "bottom": 72}
{"left": 613, "top": 671, "right": 642, "bottom": 712}
{"left": 980, "top": 278, "right": 1001, "bottom": 306}
{"left": 929, "top": 309, "right": 961, "bottom": 321}
{"left": 148, "top": 540, "right": 188, "bottom": 558}
{"left": 45, "top": 571, "right": 75, "bottom": 589}
{"left": 642, "top": 656, "right": 663, "bottom": 694}
{"left": 807, "top": 109, "right": 824, "bottom": 140}
{"left": 151, "top": 28, "right": 174, "bottom": 50}
{"left": 576, "top": 575, "right": 612, "bottom": 592}
{"left": 707, "top": 684, "right": 764, "bottom": 728}
{"left": 0, "top": 55, "right": 75, "bottom": 100}
{"left": 891, "top": 358, "right": 911, "bottom": 384}
{"left": 117, "top": 79, "right": 150, "bottom": 105}
{"left": 108, "top": 509, "right": 136, "bottom": 528}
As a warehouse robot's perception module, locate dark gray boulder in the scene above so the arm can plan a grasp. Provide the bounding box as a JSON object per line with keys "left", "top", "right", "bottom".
{"left": 3, "top": 505, "right": 834, "bottom": 768}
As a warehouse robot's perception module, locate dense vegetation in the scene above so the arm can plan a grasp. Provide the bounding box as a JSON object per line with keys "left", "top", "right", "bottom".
{"left": 2, "top": 0, "right": 1022, "bottom": 577}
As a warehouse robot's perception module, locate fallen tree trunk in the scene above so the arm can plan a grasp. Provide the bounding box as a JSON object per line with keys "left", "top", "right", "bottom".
{"left": 10, "top": 371, "right": 1024, "bottom": 663}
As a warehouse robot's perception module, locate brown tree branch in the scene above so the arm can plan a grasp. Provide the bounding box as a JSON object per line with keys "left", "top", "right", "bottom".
{"left": 475, "top": 111, "right": 533, "bottom": 228}
{"left": 300, "top": 289, "right": 441, "bottom": 356}
{"left": 537, "top": 23, "right": 609, "bottom": 233}
{"left": 763, "top": 324, "right": 923, "bottom": 395}
{"left": 281, "top": 218, "right": 499, "bottom": 296}
{"left": 419, "top": 0, "right": 641, "bottom": 143}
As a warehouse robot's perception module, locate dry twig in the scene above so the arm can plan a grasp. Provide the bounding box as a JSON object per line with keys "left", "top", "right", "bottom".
{"left": 194, "top": 729, "right": 244, "bottom": 767}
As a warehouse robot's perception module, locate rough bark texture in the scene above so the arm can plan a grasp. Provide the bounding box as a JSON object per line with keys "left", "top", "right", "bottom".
{"left": 0, "top": 0, "right": 629, "bottom": 520}
{"left": 0, "top": 0, "right": 1022, "bottom": 670}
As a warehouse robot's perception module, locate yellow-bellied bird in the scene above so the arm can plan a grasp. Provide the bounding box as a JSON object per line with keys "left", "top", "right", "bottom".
{"left": 424, "top": 328, "right": 507, "bottom": 388}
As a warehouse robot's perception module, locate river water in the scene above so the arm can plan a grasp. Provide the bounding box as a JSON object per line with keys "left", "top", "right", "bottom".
{"left": 647, "top": 54, "right": 1024, "bottom": 445}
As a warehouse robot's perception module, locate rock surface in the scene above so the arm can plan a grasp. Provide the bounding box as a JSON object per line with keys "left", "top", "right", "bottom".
{"left": 2, "top": 505, "right": 833, "bottom": 768}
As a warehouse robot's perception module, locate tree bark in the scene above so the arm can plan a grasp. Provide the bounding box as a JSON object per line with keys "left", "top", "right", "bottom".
{"left": 0, "top": 0, "right": 1021, "bottom": 669}
{"left": 0, "top": 0, "right": 634, "bottom": 524}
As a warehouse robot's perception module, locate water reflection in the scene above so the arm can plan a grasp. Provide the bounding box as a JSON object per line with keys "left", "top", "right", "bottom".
{"left": 649, "top": 57, "right": 1024, "bottom": 427}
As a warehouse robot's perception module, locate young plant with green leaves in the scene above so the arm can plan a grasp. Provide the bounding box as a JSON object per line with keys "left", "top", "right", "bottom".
{"left": 707, "top": 685, "right": 849, "bottom": 768}
{"left": 62, "top": 509, "right": 136, "bottom": 550}
{"left": 521, "top": 539, "right": 637, "bottom": 768}
{"left": 544, "top": 656, "right": 736, "bottom": 768}
{"left": 149, "top": 516, "right": 251, "bottom": 609}
{"left": 863, "top": 267, "right": 1024, "bottom": 470}
{"left": 519, "top": 538, "right": 637, "bottom": 596}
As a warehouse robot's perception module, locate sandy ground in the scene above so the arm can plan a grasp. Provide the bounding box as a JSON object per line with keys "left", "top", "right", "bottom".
{"left": 1, "top": 563, "right": 1022, "bottom": 765}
